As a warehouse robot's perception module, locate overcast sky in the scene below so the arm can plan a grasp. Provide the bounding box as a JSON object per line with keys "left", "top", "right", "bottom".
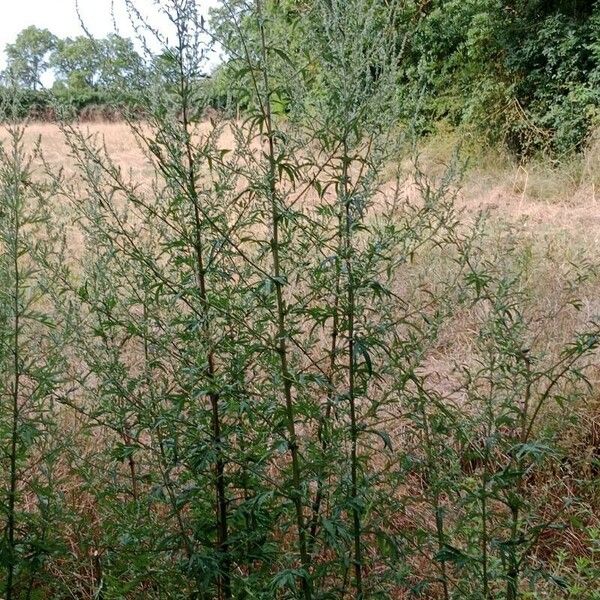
{"left": 0, "top": 0, "right": 220, "bottom": 76}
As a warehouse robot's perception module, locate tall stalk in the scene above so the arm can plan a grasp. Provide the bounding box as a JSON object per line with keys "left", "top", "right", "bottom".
{"left": 340, "top": 138, "right": 364, "bottom": 598}
{"left": 4, "top": 129, "right": 22, "bottom": 600}
{"left": 254, "top": 1, "right": 312, "bottom": 596}
{"left": 173, "top": 15, "right": 231, "bottom": 597}
{"left": 308, "top": 231, "right": 342, "bottom": 555}
{"left": 419, "top": 399, "right": 450, "bottom": 600}
{"left": 0, "top": 121, "right": 61, "bottom": 600}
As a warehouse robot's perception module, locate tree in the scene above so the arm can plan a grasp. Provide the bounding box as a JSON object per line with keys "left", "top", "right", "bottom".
{"left": 4, "top": 26, "right": 56, "bottom": 91}
{"left": 50, "top": 34, "right": 144, "bottom": 100}
{"left": 50, "top": 36, "right": 103, "bottom": 92}
{"left": 98, "top": 34, "right": 144, "bottom": 90}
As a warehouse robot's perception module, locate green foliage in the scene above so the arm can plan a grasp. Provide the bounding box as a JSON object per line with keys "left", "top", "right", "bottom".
{"left": 390, "top": 0, "right": 600, "bottom": 155}
{"left": 0, "top": 1, "right": 598, "bottom": 598}
{"left": 50, "top": 34, "right": 144, "bottom": 97}
{"left": 0, "top": 112, "right": 65, "bottom": 599}
{"left": 4, "top": 26, "right": 57, "bottom": 92}
{"left": 5, "top": 1, "right": 599, "bottom": 155}
{"left": 2, "top": 30, "right": 145, "bottom": 118}
{"left": 50, "top": 36, "right": 103, "bottom": 92}
{"left": 208, "top": 0, "right": 600, "bottom": 157}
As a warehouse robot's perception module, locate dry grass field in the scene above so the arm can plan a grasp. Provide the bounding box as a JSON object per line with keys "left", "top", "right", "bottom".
{"left": 13, "top": 121, "right": 600, "bottom": 234}
{"left": 12, "top": 120, "right": 599, "bottom": 354}
{"left": 2, "top": 120, "right": 599, "bottom": 598}
{"left": 11, "top": 118, "right": 600, "bottom": 482}
{"left": 27, "top": 118, "right": 600, "bottom": 473}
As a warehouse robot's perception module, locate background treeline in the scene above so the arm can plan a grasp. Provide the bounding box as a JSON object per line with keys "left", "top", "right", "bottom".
{"left": 0, "top": 27, "right": 145, "bottom": 119}
{"left": 2, "top": 0, "right": 600, "bottom": 156}
{"left": 210, "top": 0, "right": 600, "bottom": 157}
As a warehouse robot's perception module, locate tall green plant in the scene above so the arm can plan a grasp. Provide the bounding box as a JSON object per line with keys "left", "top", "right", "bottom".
{"left": 0, "top": 117, "right": 64, "bottom": 599}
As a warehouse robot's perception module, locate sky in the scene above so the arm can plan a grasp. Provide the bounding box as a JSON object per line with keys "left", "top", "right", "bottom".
{"left": 0, "top": 0, "right": 220, "bottom": 79}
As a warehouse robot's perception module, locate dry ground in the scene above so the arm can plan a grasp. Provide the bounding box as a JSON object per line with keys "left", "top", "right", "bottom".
{"left": 7, "top": 120, "right": 600, "bottom": 431}
{"left": 11, "top": 121, "right": 600, "bottom": 235}
{"left": 7, "top": 118, "right": 600, "bottom": 453}
{"left": 2, "top": 120, "right": 599, "bottom": 598}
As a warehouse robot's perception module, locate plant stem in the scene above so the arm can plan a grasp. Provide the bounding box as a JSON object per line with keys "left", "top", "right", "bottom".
{"left": 308, "top": 216, "right": 342, "bottom": 557}
{"left": 341, "top": 140, "right": 363, "bottom": 599}
{"left": 255, "top": 2, "right": 312, "bottom": 596}
{"left": 175, "top": 22, "right": 231, "bottom": 598}
{"left": 420, "top": 400, "right": 449, "bottom": 600}
{"left": 5, "top": 133, "right": 22, "bottom": 600}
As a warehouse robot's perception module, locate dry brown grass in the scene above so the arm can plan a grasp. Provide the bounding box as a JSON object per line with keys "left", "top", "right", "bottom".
{"left": 9, "top": 118, "right": 600, "bottom": 464}
{"left": 3, "top": 120, "right": 599, "bottom": 597}
{"left": 6, "top": 121, "right": 599, "bottom": 238}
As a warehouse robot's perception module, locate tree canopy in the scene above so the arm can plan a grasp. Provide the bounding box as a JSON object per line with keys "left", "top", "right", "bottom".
{"left": 5, "top": 26, "right": 57, "bottom": 91}
{"left": 2, "top": 1, "right": 600, "bottom": 156}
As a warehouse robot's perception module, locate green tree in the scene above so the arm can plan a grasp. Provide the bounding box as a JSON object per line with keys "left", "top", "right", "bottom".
{"left": 50, "top": 33, "right": 144, "bottom": 103}
{"left": 50, "top": 36, "right": 103, "bottom": 92}
{"left": 4, "top": 26, "right": 56, "bottom": 91}
{"left": 98, "top": 34, "right": 144, "bottom": 90}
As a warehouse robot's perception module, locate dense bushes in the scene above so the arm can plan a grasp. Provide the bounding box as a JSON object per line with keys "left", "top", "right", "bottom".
{"left": 4, "top": 1, "right": 600, "bottom": 156}
{"left": 407, "top": 0, "right": 600, "bottom": 156}
{"left": 208, "top": 0, "right": 600, "bottom": 158}
{"left": 0, "top": 88, "right": 126, "bottom": 121}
